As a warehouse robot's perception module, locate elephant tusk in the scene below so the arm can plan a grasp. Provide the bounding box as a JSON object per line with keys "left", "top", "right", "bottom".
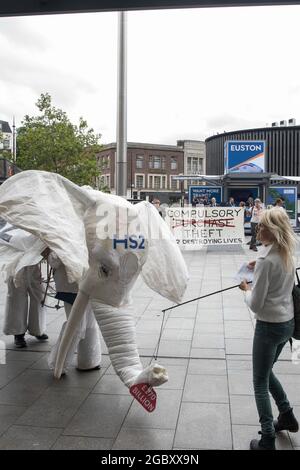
{"left": 54, "top": 290, "right": 89, "bottom": 379}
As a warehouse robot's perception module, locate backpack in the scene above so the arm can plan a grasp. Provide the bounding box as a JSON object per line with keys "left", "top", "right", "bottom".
{"left": 292, "top": 268, "right": 300, "bottom": 340}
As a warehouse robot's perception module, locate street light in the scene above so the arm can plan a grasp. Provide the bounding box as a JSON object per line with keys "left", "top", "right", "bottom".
{"left": 178, "top": 173, "right": 185, "bottom": 207}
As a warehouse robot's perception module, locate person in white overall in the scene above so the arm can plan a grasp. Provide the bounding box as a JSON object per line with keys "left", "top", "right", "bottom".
{"left": 0, "top": 217, "right": 48, "bottom": 348}
{"left": 3, "top": 264, "right": 48, "bottom": 348}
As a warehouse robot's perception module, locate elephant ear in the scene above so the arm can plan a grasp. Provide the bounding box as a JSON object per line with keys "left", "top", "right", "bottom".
{"left": 0, "top": 221, "right": 46, "bottom": 282}
{"left": 0, "top": 170, "right": 95, "bottom": 283}
{"left": 135, "top": 201, "right": 189, "bottom": 304}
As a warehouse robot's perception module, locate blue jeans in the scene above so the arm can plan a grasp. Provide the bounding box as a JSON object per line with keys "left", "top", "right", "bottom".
{"left": 252, "top": 318, "right": 295, "bottom": 436}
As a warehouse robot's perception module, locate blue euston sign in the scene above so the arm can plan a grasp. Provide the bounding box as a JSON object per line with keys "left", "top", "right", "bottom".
{"left": 224, "top": 140, "right": 266, "bottom": 174}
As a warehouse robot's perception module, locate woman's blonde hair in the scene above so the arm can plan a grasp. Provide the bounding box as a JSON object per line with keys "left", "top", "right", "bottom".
{"left": 259, "top": 207, "right": 297, "bottom": 271}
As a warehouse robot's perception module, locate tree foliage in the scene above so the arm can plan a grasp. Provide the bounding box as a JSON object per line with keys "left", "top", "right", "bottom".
{"left": 17, "top": 93, "right": 104, "bottom": 187}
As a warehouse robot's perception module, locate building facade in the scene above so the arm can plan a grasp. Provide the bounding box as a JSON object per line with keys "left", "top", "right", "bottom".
{"left": 97, "top": 142, "right": 186, "bottom": 203}
{"left": 0, "top": 120, "right": 20, "bottom": 185}
{"left": 0, "top": 120, "right": 12, "bottom": 155}
{"left": 0, "top": 158, "right": 20, "bottom": 184}
{"left": 205, "top": 125, "right": 300, "bottom": 176}
{"left": 177, "top": 140, "right": 206, "bottom": 190}
{"left": 204, "top": 124, "right": 300, "bottom": 214}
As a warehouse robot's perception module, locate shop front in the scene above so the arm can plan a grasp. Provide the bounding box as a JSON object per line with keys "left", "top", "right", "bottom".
{"left": 173, "top": 173, "right": 300, "bottom": 231}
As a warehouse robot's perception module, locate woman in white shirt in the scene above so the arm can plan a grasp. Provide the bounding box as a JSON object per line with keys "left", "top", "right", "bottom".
{"left": 239, "top": 207, "right": 298, "bottom": 450}
{"left": 249, "top": 198, "right": 264, "bottom": 251}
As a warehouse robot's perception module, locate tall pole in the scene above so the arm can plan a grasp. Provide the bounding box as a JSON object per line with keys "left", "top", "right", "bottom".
{"left": 116, "top": 11, "right": 127, "bottom": 197}
{"left": 130, "top": 153, "right": 133, "bottom": 199}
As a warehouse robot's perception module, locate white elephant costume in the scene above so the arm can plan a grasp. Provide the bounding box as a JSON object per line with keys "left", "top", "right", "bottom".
{"left": 48, "top": 251, "right": 102, "bottom": 371}
{"left": 0, "top": 170, "right": 189, "bottom": 389}
{"left": 0, "top": 218, "right": 102, "bottom": 367}
{"left": 0, "top": 218, "right": 46, "bottom": 337}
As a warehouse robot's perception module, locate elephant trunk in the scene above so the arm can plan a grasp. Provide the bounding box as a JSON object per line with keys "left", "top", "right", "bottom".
{"left": 91, "top": 301, "right": 143, "bottom": 387}
{"left": 91, "top": 301, "right": 168, "bottom": 388}
{"left": 54, "top": 290, "right": 89, "bottom": 378}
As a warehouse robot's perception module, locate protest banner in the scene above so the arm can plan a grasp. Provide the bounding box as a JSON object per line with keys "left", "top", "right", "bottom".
{"left": 165, "top": 206, "right": 245, "bottom": 250}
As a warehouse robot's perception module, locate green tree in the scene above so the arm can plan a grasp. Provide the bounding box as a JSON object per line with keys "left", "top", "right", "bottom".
{"left": 17, "top": 93, "right": 104, "bottom": 187}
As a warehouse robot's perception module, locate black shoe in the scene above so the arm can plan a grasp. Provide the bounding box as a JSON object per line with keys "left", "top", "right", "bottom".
{"left": 35, "top": 334, "right": 49, "bottom": 341}
{"left": 274, "top": 407, "right": 299, "bottom": 433}
{"left": 14, "top": 334, "right": 27, "bottom": 348}
{"left": 250, "top": 246, "right": 258, "bottom": 251}
{"left": 250, "top": 432, "right": 276, "bottom": 450}
{"left": 76, "top": 365, "right": 101, "bottom": 372}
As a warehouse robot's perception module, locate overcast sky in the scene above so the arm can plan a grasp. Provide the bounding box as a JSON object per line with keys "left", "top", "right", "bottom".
{"left": 1, "top": 5, "right": 300, "bottom": 145}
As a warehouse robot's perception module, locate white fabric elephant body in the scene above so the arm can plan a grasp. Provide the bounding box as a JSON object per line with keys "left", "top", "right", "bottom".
{"left": 0, "top": 170, "right": 189, "bottom": 389}
{"left": 0, "top": 218, "right": 45, "bottom": 284}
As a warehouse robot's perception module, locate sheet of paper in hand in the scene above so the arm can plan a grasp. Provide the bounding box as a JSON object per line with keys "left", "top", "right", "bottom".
{"left": 235, "top": 262, "right": 254, "bottom": 283}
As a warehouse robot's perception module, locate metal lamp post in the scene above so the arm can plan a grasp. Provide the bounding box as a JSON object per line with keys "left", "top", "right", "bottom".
{"left": 130, "top": 152, "right": 134, "bottom": 198}
{"left": 116, "top": 11, "right": 127, "bottom": 197}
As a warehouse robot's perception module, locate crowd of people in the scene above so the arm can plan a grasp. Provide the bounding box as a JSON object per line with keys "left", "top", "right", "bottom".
{"left": 191, "top": 195, "right": 287, "bottom": 252}
{"left": 192, "top": 194, "right": 286, "bottom": 210}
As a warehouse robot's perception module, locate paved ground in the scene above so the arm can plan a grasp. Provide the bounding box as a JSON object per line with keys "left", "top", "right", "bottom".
{"left": 0, "top": 238, "right": 300, "bottom": 450}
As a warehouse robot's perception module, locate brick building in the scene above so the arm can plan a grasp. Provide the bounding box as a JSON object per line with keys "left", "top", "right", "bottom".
{"left": 97, "top": 142, "right": 185, "bottom": 204}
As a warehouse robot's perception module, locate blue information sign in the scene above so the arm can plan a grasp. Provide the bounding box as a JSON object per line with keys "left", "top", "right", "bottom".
{"left": 267, "top": 186, "right": 297, "bottom": 227}
{"left": 189, "top": 186, "right": 222, "bottom": 205}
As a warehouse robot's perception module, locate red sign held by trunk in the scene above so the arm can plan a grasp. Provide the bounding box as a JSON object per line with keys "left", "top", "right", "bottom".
{"left": 129, "top": 383, "right": 157, "bottom": 412}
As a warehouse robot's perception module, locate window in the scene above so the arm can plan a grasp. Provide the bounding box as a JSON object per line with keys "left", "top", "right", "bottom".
{"left": 187, "top": 156, "right": 203, "bottom": 174}
{"left": 192, "top": 157, "right": 198, "bottom": 173}
{"left": 0, "top": 139, "right": 10, "bottom": 149}
{"left": 148, "top": 174, "right": 167, "bottom": 189}
{"left": 99, "top": 175, "right": 106, "bottom": 187}
{"left": 100, "top": 155, "right": 110, "bottom": 169}
{"left": 99, "top": 175, "right": 110, "bottom": 188}
{"left": 136, "top": 155, "right": 143, "bottom": 169}
{"left": 154, "top": 156, "right": 161, "bottom": 169}
{"left": 171, "top": 157, "right": 177, "bottom": 170}
{"left": 136, "top": 175, "right": 144, "bottom": 189}
{"left": 149, "top": 155, "right": 162, "bottom": 169}
{"left": 154, "top": 176, "right": 160, "bottom": 189}
{"left": 170, "top": 176, "right": 179, "bottom": 190}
